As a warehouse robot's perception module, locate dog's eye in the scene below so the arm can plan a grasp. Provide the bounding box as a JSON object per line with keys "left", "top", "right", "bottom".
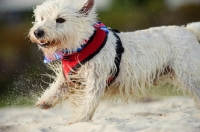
{"left": 56, "top": 18, "right": 65, "bottom": 23}
{"left": 41, "top": 17, "right": 44, "bottom": 21}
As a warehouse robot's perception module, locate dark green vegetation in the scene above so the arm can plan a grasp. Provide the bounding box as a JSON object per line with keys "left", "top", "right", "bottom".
{"left": 0, "top": 0, "right": 199, "bottom": 107}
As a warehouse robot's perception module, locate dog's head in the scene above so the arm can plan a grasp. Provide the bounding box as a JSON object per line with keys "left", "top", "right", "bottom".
{"left": 29, "top": 0, "right": 96, "bottom": 54}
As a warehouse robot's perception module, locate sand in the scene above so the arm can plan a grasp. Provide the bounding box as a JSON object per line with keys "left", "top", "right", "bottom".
{"left": 0, "top": 96, "right": 200, "bottom": 132}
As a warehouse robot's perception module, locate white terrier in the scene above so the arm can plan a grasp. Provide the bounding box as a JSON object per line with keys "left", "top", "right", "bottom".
{"left": 29, "top": 0, "right": 200, "bottom": 124}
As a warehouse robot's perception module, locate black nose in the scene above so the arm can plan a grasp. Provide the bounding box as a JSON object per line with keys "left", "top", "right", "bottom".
{"left": 34, "top": 29, "right": 45, "bottom": 38}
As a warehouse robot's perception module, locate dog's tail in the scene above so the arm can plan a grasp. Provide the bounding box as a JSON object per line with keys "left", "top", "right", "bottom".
{"left": 187, "top": 22, "right": 200, "bottom": 41}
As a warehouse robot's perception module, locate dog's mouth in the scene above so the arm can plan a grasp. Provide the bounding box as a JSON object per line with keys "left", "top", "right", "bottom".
{"left": 37, "top": 40, "right": 56, "bottom": 48}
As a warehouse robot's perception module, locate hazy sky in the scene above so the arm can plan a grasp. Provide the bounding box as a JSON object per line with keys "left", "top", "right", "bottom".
{"left": 0, "top": 0, "right": 112, "bottom": 12}
{"left": 1, "top": 0, "right": 200, "bottom": 12}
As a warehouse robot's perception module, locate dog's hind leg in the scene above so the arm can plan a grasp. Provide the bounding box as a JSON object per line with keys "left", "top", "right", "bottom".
{"left": 175, "top": 71, "right": 200, "bottom": 108}
{"left": 173, "top": 49, "right": 200, "bottom": 108}
{"left": 36, "top": 71, "right": 68, "bottom": 109}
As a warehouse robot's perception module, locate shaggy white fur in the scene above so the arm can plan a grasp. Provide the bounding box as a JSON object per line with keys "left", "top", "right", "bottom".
{"left": 29, "top": 0, "right": 200, "bottom": 124}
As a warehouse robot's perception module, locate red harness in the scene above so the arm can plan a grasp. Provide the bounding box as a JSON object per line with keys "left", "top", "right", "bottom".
{"left": 62, "top": 28, "right": 107, "bottom": 80}
{"left": 62, "top": 27, "right": 124, "bottom": 85}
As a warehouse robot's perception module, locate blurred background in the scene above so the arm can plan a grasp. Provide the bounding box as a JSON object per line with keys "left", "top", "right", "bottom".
{"left": 0, "top": 0, "right": 200, "bottom": 107}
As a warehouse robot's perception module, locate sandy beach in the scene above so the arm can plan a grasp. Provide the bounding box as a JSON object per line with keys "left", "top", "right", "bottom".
{"left": 0, "top": 96, "right": 200, "bottom": 132}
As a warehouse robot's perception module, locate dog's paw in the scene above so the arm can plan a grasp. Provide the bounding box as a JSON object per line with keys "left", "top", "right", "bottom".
{"left": 36, "top": 96, "right": 57, "bottom": 110}
{"left": 36, "top": 101, "right": 53, "bottom": 110}
{"left": 67, "top": 116, "right": 90, "bottom": 125}
{"left": 67, "top": 121, "right": 76, "bottom": 125}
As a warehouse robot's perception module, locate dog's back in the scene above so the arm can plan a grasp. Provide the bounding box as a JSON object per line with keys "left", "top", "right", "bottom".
{"left": 110, "top": 23, "right": 200, "bottom": 100}
{"left": 187, "top": 22, "right": 200, "bottom": 41}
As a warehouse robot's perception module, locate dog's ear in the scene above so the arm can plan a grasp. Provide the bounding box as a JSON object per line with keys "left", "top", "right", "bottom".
{"left": 79, "top": 0, "right": 94, "bottom": 15}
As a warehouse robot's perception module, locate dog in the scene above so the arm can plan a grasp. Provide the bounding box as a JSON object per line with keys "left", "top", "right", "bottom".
{"left": 29, "top": 0, "right": 200, "bottom": 124}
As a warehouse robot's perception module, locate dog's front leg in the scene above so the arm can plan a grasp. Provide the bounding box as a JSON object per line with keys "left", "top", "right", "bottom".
{"left": 36, "top": 72, "right": 68, "bottom": 110}
{"left": 68, "top": 80, "right": 106, "bottom": 124}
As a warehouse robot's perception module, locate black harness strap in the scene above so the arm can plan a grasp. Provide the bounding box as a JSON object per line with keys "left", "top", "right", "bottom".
{"left": 107, "top": 30, "right": 124, "bottom": 85}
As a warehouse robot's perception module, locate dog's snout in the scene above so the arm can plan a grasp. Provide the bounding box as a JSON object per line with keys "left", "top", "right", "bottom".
{"left": 34, "top": 29, "right": 45, "bottom": 38}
